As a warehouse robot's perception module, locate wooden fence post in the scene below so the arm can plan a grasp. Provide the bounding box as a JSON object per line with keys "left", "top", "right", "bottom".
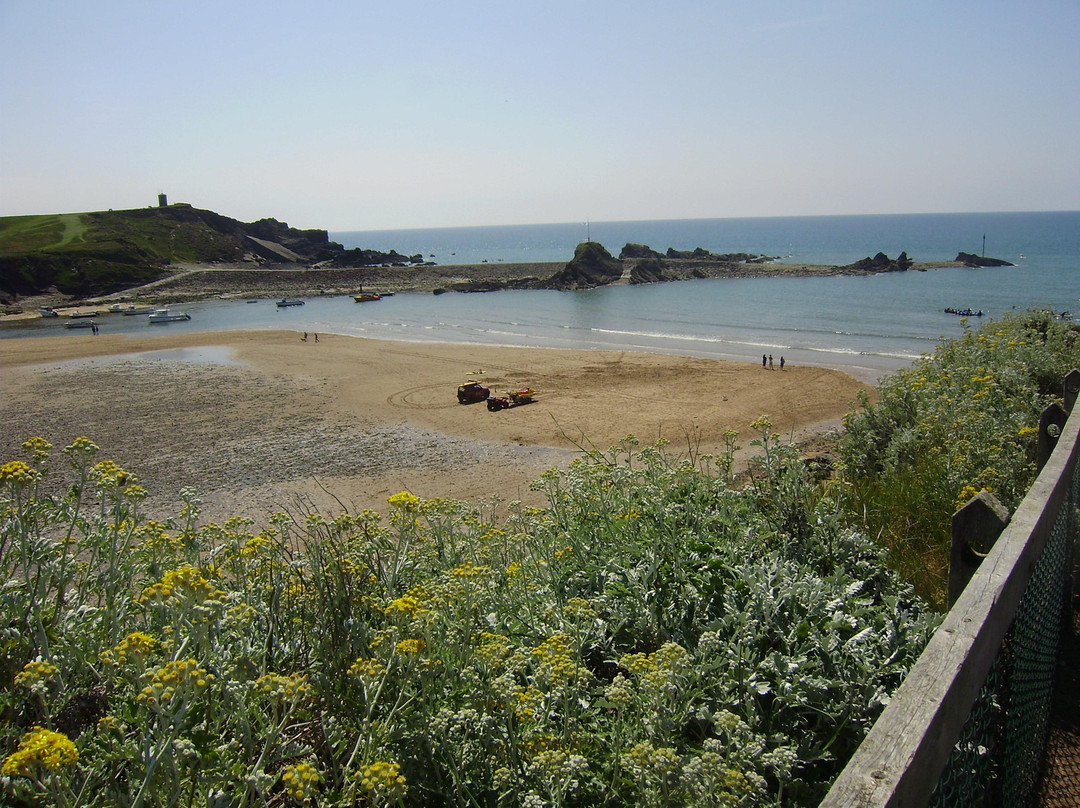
{"left": 1038, "top": 403, "right": 1069, "bottom": 470}
{"left": 949, "top": 489, "right": 1010, "bottom": 607}
{"left": 1064, "top": 368, "right": 1080, "bottom": 414}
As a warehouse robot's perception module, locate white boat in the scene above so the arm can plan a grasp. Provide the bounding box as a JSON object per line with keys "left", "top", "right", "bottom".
{"left": 39, "top": 307, "right": 59, "bottom": 317}
{"left": 110, "top": 303, "right": 153, "bottom": 314}
{"left": 65, "top": 319, "right": 96, "bottom": 329}
{"left": 147, "top": 308, "right": 191, "bottom": 323}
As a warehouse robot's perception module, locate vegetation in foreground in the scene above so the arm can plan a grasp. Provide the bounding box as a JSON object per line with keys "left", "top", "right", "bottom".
{"left": 1, "top": 425, "right": 937, "bottom": 807}
{"left": 1, "top": 310, "right": 1075, "bottom": 807}
{"left": 838, "top": 310, "right": 1080, "bottom": 607}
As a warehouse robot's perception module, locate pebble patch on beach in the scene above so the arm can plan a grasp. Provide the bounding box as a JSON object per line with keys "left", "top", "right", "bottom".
{"left": 2, "top": 359, "right": 569, "bottom": 519}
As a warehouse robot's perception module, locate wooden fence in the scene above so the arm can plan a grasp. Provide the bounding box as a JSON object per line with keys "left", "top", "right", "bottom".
{"left": 821, "top": 370, "right": 1080, "bottom": 807}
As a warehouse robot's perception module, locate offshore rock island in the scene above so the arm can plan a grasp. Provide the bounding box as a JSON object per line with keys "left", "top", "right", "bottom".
{"left": 0, "top": 201, "right": 999, "bottom": 310}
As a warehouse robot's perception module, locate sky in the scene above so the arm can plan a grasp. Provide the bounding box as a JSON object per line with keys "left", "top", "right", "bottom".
{"left": 2, "top": 1, "right": 1079, "bottom": 231}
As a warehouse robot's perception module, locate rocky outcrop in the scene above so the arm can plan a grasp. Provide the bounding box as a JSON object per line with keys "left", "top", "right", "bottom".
{"left": 544, "top": 242, "right": 624, "bottom": 290}
{"left": 619, "top": 243, "right": 664, "bottom": 260}
{"left": 841, "top": 251, "right": 912, "bottom": 272}
{"left": 955, "top": 252, "right": 1015, "bottom": 267}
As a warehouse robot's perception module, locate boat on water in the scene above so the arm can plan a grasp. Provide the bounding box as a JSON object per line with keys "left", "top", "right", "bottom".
{"left": 354, "top": 293, "right": 381, "bottom": 302}
{"left": 65, "top": 319, "right": 97, "bottom": 329}
{"left": 68, "top": 310, "right": 102, "bottom": 319}
{"left": 39, "top": 307, "right": 59, "bottom": 317}
{"left": 110, "top": 303, "right": 155, "bottom": 315}
{"left": 944, "top": 307, "right": 984, "bottom": 317}
{"left": 276, "top": 298, "right": 305, "bottom": 307}
{"left": 147, "top": 308, "right": 192, "bottom": 323}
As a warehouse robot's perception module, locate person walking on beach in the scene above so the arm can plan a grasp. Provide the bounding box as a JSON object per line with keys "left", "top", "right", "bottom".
{"left": 780, "top": 356, "right": 785, "bottom": 370}
{"left": 302, "top": 332, "right": 308, "bottom": 341}
{"left": 762, "top": 354, "right": 767, "bottom": 368}
{"left": 768, "top": 354, "right": 773, "bottom": 369}
{"left": 314, "top": 333, "right": 319, "bottom": 342}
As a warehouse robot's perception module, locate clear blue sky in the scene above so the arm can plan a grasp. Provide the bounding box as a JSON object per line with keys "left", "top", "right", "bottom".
{"left": 2, "top": 1, "right": 1078, "bottom": 231}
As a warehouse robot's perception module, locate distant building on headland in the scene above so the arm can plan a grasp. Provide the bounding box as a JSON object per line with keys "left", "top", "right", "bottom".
{"left": 158, "top": 193, "right": 168, "bottom": 207}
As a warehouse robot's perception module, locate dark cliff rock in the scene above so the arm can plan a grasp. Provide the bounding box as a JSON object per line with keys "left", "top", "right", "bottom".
{"left": 619, "top": 243, "right": 664, "bottom": 260}
{"left": 955, "top": 252, "right": 1015, "bottom": 267}
{"left": 842, "top": 251, "right": 912, "bottom": 273}
{"left": 545, "top": 241, "right": 624, "bottom": 290}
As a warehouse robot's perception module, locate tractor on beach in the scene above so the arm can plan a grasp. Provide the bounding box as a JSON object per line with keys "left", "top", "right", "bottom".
{"left": 487, "top": 388, "right": 536, "bottom": 411}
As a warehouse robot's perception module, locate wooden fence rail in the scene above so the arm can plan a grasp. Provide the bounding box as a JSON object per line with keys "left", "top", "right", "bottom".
{"left": 821, "top": 370, "right": 1080, "bottom": 807}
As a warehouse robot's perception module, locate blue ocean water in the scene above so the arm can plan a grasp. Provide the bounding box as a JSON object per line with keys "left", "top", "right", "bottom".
{"left": 6, "top": 212, "right": 1079, "bottom": 383}
{"left": 335, "top": 211, "right": 1080, "bottom": 270}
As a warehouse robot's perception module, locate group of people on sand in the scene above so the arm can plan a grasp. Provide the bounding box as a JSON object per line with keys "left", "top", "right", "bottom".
{"left": 762, "top": 353, "right": 785, "bottom": 370}
{"left": 301, "top": 332, "right": 319, "bottom": 342}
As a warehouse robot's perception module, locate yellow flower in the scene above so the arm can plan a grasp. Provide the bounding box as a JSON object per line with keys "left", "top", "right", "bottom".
{"left": 281, "top": 760, "right": 321, "bottom": 802}
{"left": 385, "top": 593, "right": 425, "bottom": 619}
{"left": 0, "top": 460, "right": 37, "bottom": 487}
{"left": 14, "top": 661, "right": 58, "bottom": 687}
{"left": 21, "top": 436, "right": 52, "bottom": 462}
{"left": 254, "top": 672, "right": 311, "bottom": 704}
{"left": 137, "top": 659, "right": 214, "bottom": 712}
{"left": 750, "top": 415, "right": 773, "bottom": 432}
{"left": 136, "top": 565, "right": 226, "bottom": 607}
{"left": 449, "top": 560, "right": 488, "bottom": 578}
{"left": 63, "top": 436, "right": 99, "bottom": 461}
{"left": 91, "top": 459, "right": 132, "bottom": 489}
{"left": 956, "top": 485, "right": 982, "bottom": 511}
{"left": 100, "top": 631, "right": 159, "bottom": 668}
{"left": 387, "top": 491, "right": 420, "bottom": 512}
{"left": 532, "top": 633, "right": 580, "bottom": 685}
{"left": 349, "top": 657, "right": 387, "bottom": 680}
{"left": 359, "top": 760, "right": 407, "bottom": 803}
{"left": 2, "top": 727, "right": 78, "bottom": 777}
{"left": 395, "top": 638, "right": 425, "bottom": 655}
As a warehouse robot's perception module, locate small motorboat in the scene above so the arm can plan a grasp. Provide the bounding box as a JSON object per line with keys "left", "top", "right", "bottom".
{"left": 65, "top": 319, "right": 96, "bottom": 329}
{"left": 148, "top": 308, "right": 192, "bottom": 323}
{"left": 276, "top": 298, "right": 305, "bottom": 307}
{"left": 67, "top": 310, "right": 101, "bottom": 319}
{"left": 354, "top": 293, "right": 381, "bottom": 302}
{"left": 122, "top": 306, "right": 155, "bottom": 315}
{"left": 39, "top": 307, "right": 59, "bottom": 317}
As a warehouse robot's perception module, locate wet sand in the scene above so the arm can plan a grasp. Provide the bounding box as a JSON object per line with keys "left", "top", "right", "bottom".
{"left": 1, "top": 330, "right": 872, "bottom": 523}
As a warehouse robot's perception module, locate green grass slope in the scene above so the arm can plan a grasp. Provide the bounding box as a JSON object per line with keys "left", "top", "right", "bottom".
{"left": 0, "top": 205, "right": 333, "bottom": 300}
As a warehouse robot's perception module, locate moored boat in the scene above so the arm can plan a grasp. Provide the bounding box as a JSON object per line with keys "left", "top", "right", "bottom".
{"left": 944, "top": 307, "right": 984, "bottom": 317}
{"left": 65, "top": 319, "right": 96, "bottom": 329}
{"left": 354, "top": 293, "right": 381, "bottom": 302}
{"left": 39, "top": 307, "right": 59, "bottom": 317}
{"left": 147, "top": 308, "right": 192, "bottom": 323}
{"left": 68, "top": 310, "right": 102, "bottom": 319}
{"left": 276, "top": 298, "right": 305, "bottom": 307}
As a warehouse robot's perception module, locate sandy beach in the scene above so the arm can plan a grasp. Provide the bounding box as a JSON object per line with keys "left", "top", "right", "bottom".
{"left": 1, "top": 329, "right": 872, "bottom": 523}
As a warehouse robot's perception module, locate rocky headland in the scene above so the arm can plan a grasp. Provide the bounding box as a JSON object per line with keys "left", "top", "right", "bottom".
{"left": 0, "top": 202, "right": 979, "bottom": 312}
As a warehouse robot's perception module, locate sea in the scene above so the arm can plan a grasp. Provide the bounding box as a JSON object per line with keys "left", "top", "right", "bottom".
{"left": 5, "top": 211, "right": 1079, "bottom": 383}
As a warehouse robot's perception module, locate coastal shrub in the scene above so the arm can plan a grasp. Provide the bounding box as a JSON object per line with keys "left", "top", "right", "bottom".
{"left": 0, "top": 431, "right": 938, "bottom": 807}
{"left": 837, "top": 310, "right": 1080, "bottom": 607}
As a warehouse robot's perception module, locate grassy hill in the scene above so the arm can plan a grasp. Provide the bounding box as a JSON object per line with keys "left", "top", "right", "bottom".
{"left": 0, "top": 204, "right": 410, "bottom": 301}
